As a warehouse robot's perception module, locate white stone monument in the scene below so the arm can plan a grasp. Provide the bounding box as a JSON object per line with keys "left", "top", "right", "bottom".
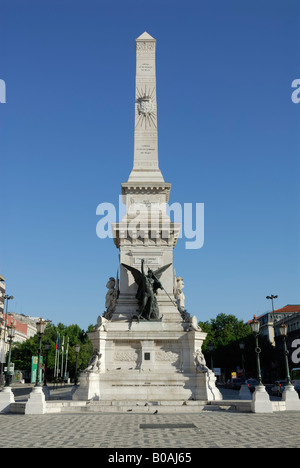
{"left": 73, "top": 32, "right": 221, "bottom": 405}
{"left": 0, "top": 386, "right": 15, "bottom": 413}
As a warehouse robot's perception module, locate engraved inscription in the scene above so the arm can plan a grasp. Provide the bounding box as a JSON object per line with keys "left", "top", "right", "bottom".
{"left": 138, "top": 63, "right": 153, "bottom": 73}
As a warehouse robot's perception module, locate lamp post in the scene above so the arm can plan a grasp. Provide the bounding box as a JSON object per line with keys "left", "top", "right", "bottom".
{"left": 277, "top": 322, "right": 300, "bottom": 410}
{"left": 238, "top": 340, "right": 252, "bottom": 400}
{"left": 266, "top": 295, "right": 278, "bottom": 344}
{"left": 43, "top": 341, "right": 51, "bottom": 387}
{"left": 239, "top": 341, "right": 246, "bottom": 381}
{"left": 208, "top": 342, "right": 214, "bottom": 371}
{"left": 278, "top": 322, "right": 292, "bottom": 386}
{"left": 249, "top": 315, "right": 273, "bottom": 412}
{"left": 74, "top": 344, "right": 80, "bottom": 385}
{"left": 250, "top": 315, "right": 263, "bottom": 386}
{"left": 22, "top": 318, "right": 47, "bottom": 414}
{"left": 0, "top": 295, "right": 14, "bottom": 379}
{"left": 0, "top": 316, "right": 4, "bottom": 386}
{"left": 35, "top": 318, "right": 46, "bottom": 387}
{"left": 0, "top": 323, "right": 16, "bottom": 413}
{"left": 266, "top": 294, "right": 278, "bottom": 313}
{"left": 5, "top": 324, "right": 15, "bottom": 387}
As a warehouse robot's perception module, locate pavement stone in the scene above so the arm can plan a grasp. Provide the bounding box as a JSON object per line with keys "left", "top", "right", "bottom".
{"left": 0, "top": 411, "right": 300, "bottom": 448}
{"left": 2, "top": 384, "right": 299, "bottom": 449}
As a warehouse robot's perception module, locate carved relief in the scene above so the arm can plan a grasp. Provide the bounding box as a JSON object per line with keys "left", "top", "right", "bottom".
{"left": 155, "top": 341, "right": 182, "bottom": 368}
{"left": 136, "top": 42, "right": 155, "bottom": 55}
{"left": 114, "top": 350, "right": 139, "bottom": 362}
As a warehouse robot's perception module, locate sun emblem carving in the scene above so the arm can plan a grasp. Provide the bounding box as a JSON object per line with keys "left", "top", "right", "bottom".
{"left": 135, "top": 86, "right": 157, "bottom": 129}
{"left": 137, "top": 96, "right": 153, "bottom": 116}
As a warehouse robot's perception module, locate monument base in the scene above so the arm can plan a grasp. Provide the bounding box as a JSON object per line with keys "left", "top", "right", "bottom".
{"left": 25, "top": 386, "right": 46, "bottom": 414}
{"left": 0, "top": 386, "right": 15, "bottom": 413}
{"left": 238, "top": 383, "right": 252, "bottom": 400}
{"left": 282, "top": 385, "right": 300, "bottom": 411}
{"left": 72, "top": 372, "right": 101, "bottom": 401}
{"left": 251, "top": 384, "right": 273, "bottom": 413}
{"left": 73, "top": 319, "right": 222, "bottom": 404}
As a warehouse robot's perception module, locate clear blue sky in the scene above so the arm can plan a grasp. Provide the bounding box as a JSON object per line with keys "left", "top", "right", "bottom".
{"left": 0, "top": 0, "right": 299, "bottom": 330}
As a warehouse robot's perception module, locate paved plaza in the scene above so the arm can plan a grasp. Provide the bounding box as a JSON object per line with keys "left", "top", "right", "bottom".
{"left": 1, "top": 385, "right": 299, "bottom": 449}
{"left": 0, "top": 410, "right": 300, "bottom": 448}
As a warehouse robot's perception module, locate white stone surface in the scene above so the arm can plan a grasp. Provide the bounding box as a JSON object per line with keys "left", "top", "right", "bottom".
{"left": 251, "top": 384, "right": 273, "bottom": 413}
{"left": 25, "top": 386, "right": 46, "bottom": 414}
{"left": 238, "top": 383, "right": 252, "bottom": 400}
{"left": 72, "top": 372, "right": 101, "bottom": 401}
{"left": 282, "top": 384, "right": 300, "bottom": 411}
{"left": 128, "top": 31, "right": 163, "bottom": 183}
{"left": 0, "top": 386, "right": 15, "bottom": 413}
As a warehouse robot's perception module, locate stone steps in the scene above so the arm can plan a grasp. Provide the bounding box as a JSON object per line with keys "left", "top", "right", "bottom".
{"left": 48, "top": 399, "right": 207, "bottom": 413}
{"left": 10, "top": 399, "right": 254, "bottom": 414}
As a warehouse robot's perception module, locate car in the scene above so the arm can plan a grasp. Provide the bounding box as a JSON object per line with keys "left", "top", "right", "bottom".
{"left": 225, "top": 378, "right": 243, "bottom": 390}
{"left": 245, "top": 378, "right": 258, "bottom": 393}
{"left": 271, "top": 380, "right": 288, "bottom": 397}
{"left": 291, "top": 368, "right": 300, "bottom": 396}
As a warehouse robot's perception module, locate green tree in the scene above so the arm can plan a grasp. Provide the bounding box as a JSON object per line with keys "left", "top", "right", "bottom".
{"left": 199, "top": 313, "right": 252, "bottom": 352}
{"left": 199, "top": 313, "right": 278, "bottom": 381}
{"left": 11, "top": 323, "right": 93, "bottom": 382}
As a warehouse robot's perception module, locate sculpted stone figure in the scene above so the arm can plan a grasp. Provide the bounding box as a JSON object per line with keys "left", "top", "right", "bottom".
{"left": 85, "top": 350, "right": 102, "bottom": 373}
{"left": 194, "top": 348, "right": 209, "bottom": 373}
{"left": 173, "top": 275, "right": 185, "bottom": 312}
{"left": 103, "top": 273, "right": 119, "bottom": 320}
{"left": 173, "top": 273, "right": 201, "bottom": 329}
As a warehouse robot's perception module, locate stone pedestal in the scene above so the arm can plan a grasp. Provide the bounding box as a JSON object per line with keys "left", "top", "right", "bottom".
{"left": 25, "top": 386, "right": 46, "bottom": 414}
{"left": 251, "top": 384, "right": 273, "bottom": 413}
{"left": 282, "top": 385, "right": 300, "bottom": 411}
{"left": 73, "top": 372, "right": 101, "bottom": 401}
{"left": 0, "top": 386, "right": 15, "bottom": 413}
{"left": 238, "top": 383, "right": 252, "bottom": 400}
{"left": 73, "top": 320, "right": 222, "bottom": 404}
{"left": 43, "top": 385, "right": 50, "bottom": 401}
{"left": 205, "top": 371, "right": 223, "bottom": 401}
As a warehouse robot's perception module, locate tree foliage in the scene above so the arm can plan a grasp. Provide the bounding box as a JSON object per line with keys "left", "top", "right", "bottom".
{"left": 11, "top": 322, "right": 93, "bottom": 381}
{"left": 199, "top": 313, "right": 279, "bottom": 381}
{"left": 199, "top": 313, "right": 252, "bottom": 351}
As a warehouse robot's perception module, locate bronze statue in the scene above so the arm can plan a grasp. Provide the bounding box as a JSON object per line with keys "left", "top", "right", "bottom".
{"left": 122, "top": 259, "right": 171, "bottom": 321}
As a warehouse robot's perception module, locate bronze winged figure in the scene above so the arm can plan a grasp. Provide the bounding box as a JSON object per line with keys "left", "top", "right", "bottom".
{"left": 122, "top": 259, "right": 171, "bottom": 320}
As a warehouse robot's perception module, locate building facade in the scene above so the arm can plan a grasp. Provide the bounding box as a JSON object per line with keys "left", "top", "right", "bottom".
{"left": 254, "top": 305, "right": 300, "bottom": 346}
{"left": 0, "top": 312, "right": 43, "bottom": 365}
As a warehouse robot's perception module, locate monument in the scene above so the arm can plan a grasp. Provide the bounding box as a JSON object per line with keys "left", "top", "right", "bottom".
{"left": 73, "top": 32, "right": 222, "bottom": 406}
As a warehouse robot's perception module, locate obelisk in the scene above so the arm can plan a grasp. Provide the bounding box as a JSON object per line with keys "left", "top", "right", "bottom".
{"left": 128, "top": 31, "right": 163, "bottom": 182}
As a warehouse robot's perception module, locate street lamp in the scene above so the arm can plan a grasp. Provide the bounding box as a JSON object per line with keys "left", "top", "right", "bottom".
{"left": 250, "top": 316, "right": 263, "bottom": 386}
{"left": 238, "top": 339, "right": 252, "bottom": 400}
{"left": 277, "top": 322, "right": 300, "bottom": 410}
{"left": 43, "top": 341, "right": 51, "bottom": 387}
{"left": 239, "top": 341, "right": 246, "bottom": 381}
{"left": 5, "top": 324, "right": 15, "bottom": 387}
{"left": 249, "top": 315, "right": 274, "bottom": 412}
{"left": 35, "top": 318, "right": 46, "bottom": 387}
{"left": 1, "top": 294, "right": 14, "bottom": 348}
{"left": 266, "top": 294, "right": 278, "bottom": 312}
{"left": 0, "top": 316, "right": 4, "bottom": 387}
{"left": 278, "top": 322, "right": 292, "bottom": 387}
{"left": 74, "top": 344, "right": 80, "bottom": 385}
